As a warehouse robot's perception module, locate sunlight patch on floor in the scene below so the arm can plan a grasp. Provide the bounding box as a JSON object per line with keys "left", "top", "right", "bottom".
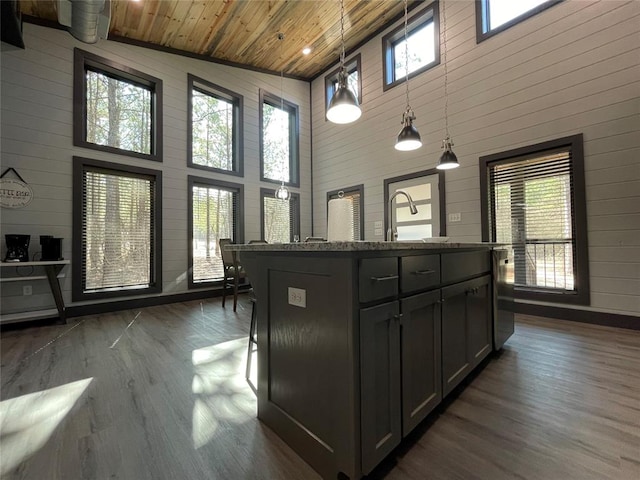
{"left": 0, "top": 378, "right": 93, "bottom": 476}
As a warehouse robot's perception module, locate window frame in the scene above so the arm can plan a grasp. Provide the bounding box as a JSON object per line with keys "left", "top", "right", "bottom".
{"left": 72, "top": 156, "right": 163, "bottom": 302}
{"left": 327, "top": 184, "right": 365, "bottom": 241}
{"left": 259, "top": 89, "right": 300, "bottom": 187}
{"left": 187, "top": 175, "right": 244, "bottom": 289}
{"left": 260, "top": 188, "right": 300, "bottom": 243}
{"left": 475, "top": 0, "right": 563, "bottom": 43}
{"left": 324, "top": 54, "right": 362, "bottom": 120}
{"left": 479, "top": 134, "right": 590, "bottom": 305}
{"left": 382, "top": 1, "right": 440, "bottom": 92}
{"left": 187, "top": 74, "right": 244, "bottom": 176}
{"left": 73, "top": 48, "right": 163, "bottom": 162}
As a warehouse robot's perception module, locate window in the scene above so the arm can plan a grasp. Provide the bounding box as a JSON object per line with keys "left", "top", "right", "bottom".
{"left": 187, "top": 74, "right": 243, "bottom": 175}
{"left": 476, "top": 0, "right": 562, "bottom": 42}
{"left": 260, "top": 89, "right": 299, "bottom": 186}
{"left": 480, "top": 134, "right": 589, "bottom": 305}
{"left": 327, "top": 185, "right": 364, "bottom": 241}
{"left": 325, "top": 54, "right": 362, "bottom": 117}
{"left": 382, "top": 2, "right": 440, "bottom": 90}
{"left": 188, "top": 176, "right": 243, "bottom": 288}
{"left": 261, "top": 188, "right": 300, "bottom": 243}
{"left": 384, "top": 169, "right": 446, "bottom": 240}
{"left": 72, "top": 157, "right": 162, "bottom": 301}
{"left": 73, "top": 49, "right": 162, "bottom": 162}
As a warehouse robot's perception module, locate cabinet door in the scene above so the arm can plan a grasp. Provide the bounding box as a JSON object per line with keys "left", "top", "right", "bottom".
{"left": 466, "top": 275, "right": 492, "bottom": 369}
{"left": 441, "top": 282, "right": 470, "bottom": 397}
{"left": 400, "top": 290, "right": 442, "bottom": 436}
{"left": 360, "top": 301, "right": 401, "bottom": 475}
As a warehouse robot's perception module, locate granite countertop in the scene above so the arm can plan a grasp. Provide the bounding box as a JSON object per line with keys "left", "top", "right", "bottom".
{"left": 226, "top": 241, "right": 502, "bottom": 252}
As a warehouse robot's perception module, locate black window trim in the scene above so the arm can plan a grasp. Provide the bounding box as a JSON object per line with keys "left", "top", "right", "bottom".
{"left": 260, "top": 188, "right": 301, "bottom": 243}
{"left": 479, "top": 133, "right": 590, "bottom": 305}
{"left": 324, "top": 53, "right": 362, "bottom": 120}
{"left": 187, "top": 73, "right": 244, "bottom": 177}
{"left": 73, "top": 48, "right": 163, "bottom": 162}
{"left": 72, "top": 156, "right": 163, "bottom": 302}
{"left": 187, "top": 175, "right": 244, "bottom": 289}
{"left": 382, "top": 1, "right": 440, "bottom": 92}
{"left": 326, "top": 184, "right": 365, "bottom": 241}
{"left": 475, "top": 0, "right": 563, "bottom": 43}
{"left": 259, "top": 89, "right": 300, "bottom": 187}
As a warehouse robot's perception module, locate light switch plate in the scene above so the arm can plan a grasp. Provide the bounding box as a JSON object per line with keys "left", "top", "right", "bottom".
{"left": 448, "top": 212, "right": 461, "bottom": 222}
{"left": 374, "top": 220, "right": 383, "bottom": 229}
{"left": 374, "top": 228, "right": 383, "bottom": 236}
{"left": 288, "top": 287, "right": 306, "bottom": 308}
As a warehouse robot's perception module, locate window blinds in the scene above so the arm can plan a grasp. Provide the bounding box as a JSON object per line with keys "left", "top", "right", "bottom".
{"left": 263, "top": 195, "right": 299, "bottom": 243}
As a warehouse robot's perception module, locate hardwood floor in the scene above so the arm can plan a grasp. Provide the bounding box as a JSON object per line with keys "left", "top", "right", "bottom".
{"left": 1, "top": 298, "right": 638, "bottom": 479}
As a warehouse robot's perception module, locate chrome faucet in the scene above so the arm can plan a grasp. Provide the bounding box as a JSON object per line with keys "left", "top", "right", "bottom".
{"left": 387, "top": 189, "right": 418, "bottom": 241}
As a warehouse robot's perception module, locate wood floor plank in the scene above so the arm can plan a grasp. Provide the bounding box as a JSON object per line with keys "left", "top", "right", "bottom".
{"left": 1, "top": 302, "right": 639, "bottom": 479}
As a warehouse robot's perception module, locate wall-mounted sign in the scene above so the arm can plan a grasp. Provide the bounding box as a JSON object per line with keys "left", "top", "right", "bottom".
{"left": 0, "top": 168, "right": 34, "bottom": 209}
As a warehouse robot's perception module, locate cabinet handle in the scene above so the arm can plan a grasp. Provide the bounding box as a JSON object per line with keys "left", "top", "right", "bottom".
{"left": 411, "top": 269, "right": 435, "bottom": 275}
{"left": 370, "top": 274, "right": 399, "bottom": 282}
{"left": 393, "top": 313, "right": 403, "bottom": 322}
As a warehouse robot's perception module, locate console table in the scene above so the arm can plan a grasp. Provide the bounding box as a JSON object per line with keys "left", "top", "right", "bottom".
{"left": 0, "top": 260, "right": 70, "bottom": 324}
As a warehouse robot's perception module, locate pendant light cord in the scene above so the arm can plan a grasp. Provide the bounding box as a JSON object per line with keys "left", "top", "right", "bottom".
{"left": 442, "top": 0, "right": 450, "bottom": 139}
{"left": 340, "top": 0, "right": 346, "bottom": 69}
{"left": 278, "top": 33, "right": 286, "bottom": 187}
{"left": 403, "top": 0, "right": 411, "bottom": 116}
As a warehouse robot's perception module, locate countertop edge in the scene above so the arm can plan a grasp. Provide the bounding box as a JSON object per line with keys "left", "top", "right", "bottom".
{"left": 226, "top": 241, "right": 503, "bottom": 252}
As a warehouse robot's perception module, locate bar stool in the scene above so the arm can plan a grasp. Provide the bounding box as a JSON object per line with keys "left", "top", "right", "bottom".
{"left": 246, "top": 292, "right": 258, "bottom": 383}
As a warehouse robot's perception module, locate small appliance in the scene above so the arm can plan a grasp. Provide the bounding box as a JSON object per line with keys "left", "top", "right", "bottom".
{"left": 40, "top": 235, "right": 63, "bottom": 261}
{"left": 4, "top": 234, "right": 30, "bottom": 262}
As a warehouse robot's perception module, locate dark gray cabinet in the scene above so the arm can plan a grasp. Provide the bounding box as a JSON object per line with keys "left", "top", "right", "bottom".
{"left": 441, "top": 275, "right": 492, "bottom": 396}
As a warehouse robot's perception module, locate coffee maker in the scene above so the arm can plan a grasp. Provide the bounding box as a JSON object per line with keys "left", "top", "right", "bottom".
{"left": 4, "top": 234, "right": 30, "bottom": 262}
{"left": 40, "top": 235, "right": 63, "bottom": 261}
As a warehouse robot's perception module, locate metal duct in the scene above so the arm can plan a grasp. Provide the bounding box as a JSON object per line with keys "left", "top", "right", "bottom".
{"left": 58, "top": 0, "right": 110, "bottom": 44}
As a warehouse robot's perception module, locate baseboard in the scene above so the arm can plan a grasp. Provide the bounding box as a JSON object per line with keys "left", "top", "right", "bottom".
{"left": 513, "top": 301, "right": 640, "bottom": 330}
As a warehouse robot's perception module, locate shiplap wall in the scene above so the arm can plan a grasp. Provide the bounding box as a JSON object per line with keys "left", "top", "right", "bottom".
{"left": 311, "top": 0, "right": 640, "bottom": 317}
{"left": 0, "top": 23, "right": 311, "bottom": 315}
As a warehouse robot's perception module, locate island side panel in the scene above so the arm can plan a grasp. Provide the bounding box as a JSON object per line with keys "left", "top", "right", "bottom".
{"left": 254, "top": 253, "right": 360, "bottom": 480}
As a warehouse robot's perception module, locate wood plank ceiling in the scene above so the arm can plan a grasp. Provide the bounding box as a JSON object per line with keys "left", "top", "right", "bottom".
{"left": 19, "top": 0, "right": 419, "bottom": 80}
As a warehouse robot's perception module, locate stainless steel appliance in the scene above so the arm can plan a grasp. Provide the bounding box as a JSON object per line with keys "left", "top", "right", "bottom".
{"left": 4, "top": 234, "right": 30, "bottom": 262}
{"left": 492, "top": 248, "right": 514, "bottom": 350}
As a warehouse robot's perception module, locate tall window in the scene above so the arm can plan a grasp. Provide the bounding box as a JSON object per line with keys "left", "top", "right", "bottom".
{"left": 480, "top": 134, "right": 589, "bottom": 305}
{"left": 188, "top": 176, "right": 243, "bottom": 287}
{"left": 188, "top": 74, "right": 243, "bottom": 175}
{"left": 260, "top": 90, "right": 300, "bottom": 186}
{"left": 327, "top": 185, "right": 364, "bottom": 241}
{"left": 74, "top": 49, "right": 162, "bottom": 162}
{"left": 72, "top": 157, "right": 162, "bottom": 301}
{"left": 261, "top": 188, "right": 300, "bottom": 243}
{"left": 476, "top": 0, "right": 562, "bottom": 42}
{"left": 382, "top": 2, "right": 440, "bottom": 90}
{"left": 325, "top": 55, "right": 362, "bottom": 117}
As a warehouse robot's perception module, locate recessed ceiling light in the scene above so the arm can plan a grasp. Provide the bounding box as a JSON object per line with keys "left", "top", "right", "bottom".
{"left": 302, "top": 47, "right": 312, "bottom": 55}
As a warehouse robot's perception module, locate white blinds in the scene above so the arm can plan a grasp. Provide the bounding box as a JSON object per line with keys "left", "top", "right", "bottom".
{"left": 83, "top": 169, "right": 154, "bottom": 292}
{"left": 264, "top": 195, "right": 299, "bottom": 243}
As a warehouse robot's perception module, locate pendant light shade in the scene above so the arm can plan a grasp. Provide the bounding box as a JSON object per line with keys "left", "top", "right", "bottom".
{"left": 275, "top": 183, "right": 291, "bottom": 200}
{"left": 437, "top": 136, "right": 459, "bottom": 170}
{"left": 395, "top": 109, "right": 422, "bottom": 151}
{"left": 327, "top": 0, "right": 361, "bottom": 124}
{"left": 437, "top": 0, "right": 459, "bottom": 169}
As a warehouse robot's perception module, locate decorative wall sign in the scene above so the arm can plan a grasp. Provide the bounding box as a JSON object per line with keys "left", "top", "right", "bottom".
{"left": 0, "top": 168, "right": 34, "bottom": 209}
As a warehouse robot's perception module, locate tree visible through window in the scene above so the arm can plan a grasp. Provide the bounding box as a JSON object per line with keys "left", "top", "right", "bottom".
{"left": 260, "top": 90, "right": 299, "bottom": 186}
{"left": 261, "top": 189, "right": 299, "bottom": 243}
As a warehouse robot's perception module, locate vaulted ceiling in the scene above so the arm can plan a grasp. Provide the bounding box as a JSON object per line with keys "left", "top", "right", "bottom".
{"left": 19, "top": 0, "right": 420, "bottom": 80}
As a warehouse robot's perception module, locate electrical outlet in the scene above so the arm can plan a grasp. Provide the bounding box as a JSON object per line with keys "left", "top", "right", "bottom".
{"left": 448, "top": 212, "right": 461, "bottom": 223}
{"left": 374, "top": 228, "right": 383, "bottom": 236}
{"left": 288, "top": 287, "right": 306, "bottom": 308}
{"left": 23, "top": 285, "right": 32, "bottom": 296}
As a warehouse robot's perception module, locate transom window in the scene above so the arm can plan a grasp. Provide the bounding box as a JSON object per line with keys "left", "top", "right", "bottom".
{"left": 74, "top": 49, "right": 162, "bottom": 162}
{"left": 260, "top": 90, "right": 299, "bottom": 186}
{"left": 261, "top": 188, "right": 300, "bottom": 243}
{"left": 382, "top": 2, "right": 440, "bottom": 90}
{"left": 476, "top": 0, "right": 562, "bottom": 42}
{"left": 188, "top": 74, "right": 243, "bottom": 175}
{"left": 325, "top": 55, "right": 362, "bottom": 116}
{"left": 188, "top": 176, "right": 243, "bottom": 287}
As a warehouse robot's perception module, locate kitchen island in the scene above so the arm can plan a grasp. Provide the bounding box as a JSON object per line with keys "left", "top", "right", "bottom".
{"left": 228, "top": 241, "right": 513, "bottom": 480}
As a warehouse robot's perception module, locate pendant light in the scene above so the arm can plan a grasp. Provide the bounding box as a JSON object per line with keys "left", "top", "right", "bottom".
{"left": 395, "top": 0, "right": 422, "bottom": 151}
{"left": 437, "top": 0, "right": 459, "bottom": 170}
{"left": 326, "top": 0, "right": 361, "bottom": 124}
{"left": 275, "top": 32, "right": 291, "bottom": 201}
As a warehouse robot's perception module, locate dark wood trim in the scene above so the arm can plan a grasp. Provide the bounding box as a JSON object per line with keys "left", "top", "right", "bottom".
{"left": 383, "top": 168, "right": 446, "bottom": 239}
{"left": 260, "top": 188, "right": 301, "bottom": 243}
{"left": 513, "top": 301, "right": 639, "bottom": 331}
{"left": 73, "top": 48, "right": 163, "bottom": 162}
{"left": 382, "top": 1, "right": 440, "bottom": 92}
{"left": 187, "top": 175, "right": 245, "bottom": 289}
{"left": 324, "top": 53, "right": 362, "bottom": 119}
{"left": 258, "top": 89, "right": 300, "bottom": 188}
{"left": 1, "top": 1, "right": 25, "bottom": 49}
{"left": 72, "top": 156, "right": 163, "bottom": 302}
{"left": 475, "top": 0, "right": 564, "bottom": 44}
{"left": 309, "top": 81, "right": 314, "bottom": 237}
{"left": 186, "top": 73, "right": 244, "bottom": 177}
{"left": 326, "top": 184, "right": 365, "bottom": 240}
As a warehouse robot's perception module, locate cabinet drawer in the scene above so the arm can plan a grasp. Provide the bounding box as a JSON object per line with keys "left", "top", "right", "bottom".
{"left": 359, "top": 258, "right": 398, "bottom": 303}
{"left": 401, "top": 254, "right": 441, "bottom": 294}
{"left": 441, "top": 251, "right": 490, "bottom": 284}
